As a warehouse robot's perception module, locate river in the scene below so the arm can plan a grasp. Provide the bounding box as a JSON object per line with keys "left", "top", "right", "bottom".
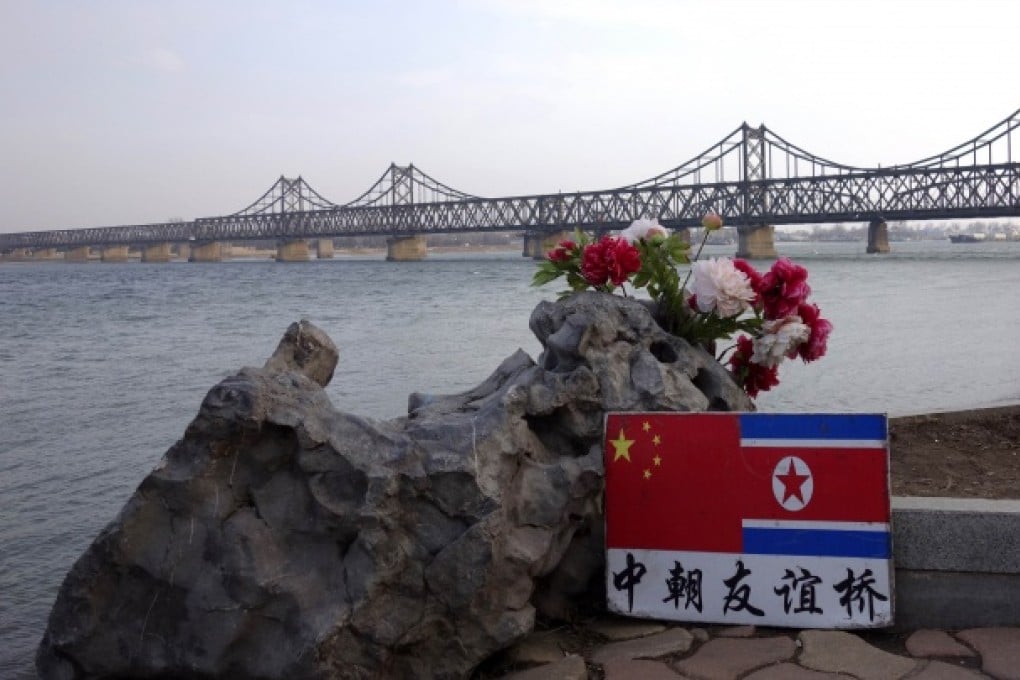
{"left": 2, "top": 239, "right": 1019, "bottom": 676}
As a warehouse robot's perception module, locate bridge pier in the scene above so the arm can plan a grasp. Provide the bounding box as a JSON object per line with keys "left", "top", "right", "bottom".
{"left": 316, "top": 239, "right": 334, "bottom": 259}
{"left": 64, "top": 246, "right": 90, "bottom": 262}
{"left": 867, "top": 219, "right": 891, "bottom": 254}
{"left": 736, "top": 224, "right": 778, "bottom": 260}
{"left": 525, "top": 229, "right": 575, "bottom": 260}
{"left": 142, "top": 243, "right": 173, "bottom": 263}
{"left": 522, "top": 233, "right": 542, "bottom": 258}
{"left": 32, "top": 248, "right": 60, "bottom": 260}
{"left": 101, "top": 245, "right": 129, "bottom": 263}
{"left": 176, "top": 243, "right": 190, "bottom": 261}
{"left": 386, "top": 235, "right": 427, "bottom": 261}
{"left": 276, "top": 239, "right": 310, "bottom": 262}
{"left": 189, "top": 241, "right": 225, "bottom": 262}
{"left": 540, "top": 230, "right": 575, "bottom": 260}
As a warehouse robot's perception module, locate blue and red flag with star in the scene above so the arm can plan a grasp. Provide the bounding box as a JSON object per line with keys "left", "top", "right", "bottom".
{"left": 604, "top": 412, "right": 894, "bottom": 628}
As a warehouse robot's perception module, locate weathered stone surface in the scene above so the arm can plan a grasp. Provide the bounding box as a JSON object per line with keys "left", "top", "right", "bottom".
{"left": 505, "top": 630, "right": 573, "bottom": 665}
{"left": 501, "top": 654, "right": 588, "bottom": 680}
{"left": 263, "top": 318, "right": 339, "bottom": 387}
{"left": 37, "top": 293, "right": 751, "bottom": 679}
{"left": 957, "top": 628, "right": 1020, "bottom": 680}
{"left": 905, "top": 630, "right": 976, "bottom": 658}
{"left": 587, "top": 617, "right": 668, "bottom": 641}
{"left": 744, "top": 663, "right": 856, "bottom": 679}
{"left": 672, "top": 636, "right": 797, "bottom": 679}
{"left": 909, "top": 660, "right": 989, "bottom": 679}
{"left": 716, "top": 625, "right": 758, "bottom": 638}
{"left": 602, "top": 658, "right": 688, "bottom": 679}
{"left": 798, "top": 630, "right": 918, "bottom": 680}
{"left": 591, "top": 628, "right": 695, "bottom": 665}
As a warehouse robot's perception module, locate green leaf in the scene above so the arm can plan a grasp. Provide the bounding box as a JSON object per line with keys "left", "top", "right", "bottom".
{"left": 531, "top": 269, "right": 561, "bottom": 287}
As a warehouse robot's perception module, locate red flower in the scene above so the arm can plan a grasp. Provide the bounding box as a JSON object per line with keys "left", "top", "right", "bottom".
{"left": 796, "top": 302, "right": 832, "bottom": 362}
{"left": 581, "top": 236, "right": 641, "bottom": 286}
{"left": 758, "top": 257, "right": 811, "bottom": 320}
{"left": 728, "top": 335, "right": 780, "bottom": 398}
{"left": 547, "top": 239, "right": 577, "bottom": 263}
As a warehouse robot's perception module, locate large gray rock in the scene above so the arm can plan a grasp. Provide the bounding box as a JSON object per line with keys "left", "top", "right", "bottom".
{"left": 37, "top": 293, "right": 752, "bottom": 679}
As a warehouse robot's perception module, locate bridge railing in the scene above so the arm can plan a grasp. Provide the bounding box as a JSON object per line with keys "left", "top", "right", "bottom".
{"left": 0, "top": 221, "right": 194, "bottom": 250}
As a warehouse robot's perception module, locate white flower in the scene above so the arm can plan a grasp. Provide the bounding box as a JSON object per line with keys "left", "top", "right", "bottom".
{"left": 690, "top": 258, "right": 755, "bottom": 318}
{"left": 752, "top": 316, "right": 811, "bottom": 368}
{"left": 619, "top": 218, "right": 669, "bottom": 243}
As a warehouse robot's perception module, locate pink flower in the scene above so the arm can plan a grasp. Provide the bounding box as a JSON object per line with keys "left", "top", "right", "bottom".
{"left": 580, "top": 236, "right": 641, "bottom": 286}
{"left": 728, "top": 335, "right": 780, "bottom": 398}
{"left": 619, "top": 218, "right": 669, "bottom": 243}
{"left": 797, "top": 302, "right": 832, "bottom": 362}
{"left": 701, "top": 212, "right": 723, "bottom": 231}
{"left": 758, "top": 257, "right": 811, "bottom": 320}
{"left": 547, "top": 239, "right": 577, "bottom": 263}
{"left": 690, "top": 257, "right": 756, "bottom": 317}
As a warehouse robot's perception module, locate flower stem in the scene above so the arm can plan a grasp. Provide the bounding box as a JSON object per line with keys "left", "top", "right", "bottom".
{"left": 679, "top": 226, "right": 713, "bottom": 294}
{"left": 716, "top": 342, "right": 737, "bottom": 362}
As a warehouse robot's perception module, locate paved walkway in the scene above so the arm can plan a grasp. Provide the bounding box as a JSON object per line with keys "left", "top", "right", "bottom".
{"left": 486, "top": 618, "right": 1020, "bottom": 679}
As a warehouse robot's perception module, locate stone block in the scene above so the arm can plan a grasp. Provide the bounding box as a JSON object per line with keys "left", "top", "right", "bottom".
{"left": 798, "top": 630, "right": 917, "bottom": 680}
{"left": 894, "top": 571, "right": 1020, "bottom": 630}
{"left": 673, "top": 636, "right": 796, "bottom": 679}
{"left": 591, "top": 628, "right": 694, "bottom": 665}
{"left": 892, "top": 497, "right": 1020, "bottom": 573}
{"left": 956, "top": 628, "right": 1020, "bottom": 680}
{"left": 904, "top": 630, "right": 975, "bottom": 658}
{"left": 501, "top": 654, "right": 588, "bottom": 680}
{"left": 587, "top": 618, "right": 667, "bottom": 641}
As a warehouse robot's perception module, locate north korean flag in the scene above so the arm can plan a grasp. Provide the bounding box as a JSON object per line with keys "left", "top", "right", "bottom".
{"left": 604, "top": 413, "right": 890, "bottom": 559}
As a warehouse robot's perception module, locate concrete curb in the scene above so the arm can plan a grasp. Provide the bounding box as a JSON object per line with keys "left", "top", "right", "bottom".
{"left": 891, "top": 495, "right": 1020, "bottom": 629}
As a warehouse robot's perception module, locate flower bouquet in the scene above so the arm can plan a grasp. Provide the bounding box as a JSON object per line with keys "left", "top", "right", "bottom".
{"left": 531, "top": 215, "right": 832, "bottom": 398}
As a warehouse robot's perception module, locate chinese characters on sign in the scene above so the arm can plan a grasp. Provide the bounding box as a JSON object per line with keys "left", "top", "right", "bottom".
{"left": 604, "top": 413, "right": 893, "bottom": 628}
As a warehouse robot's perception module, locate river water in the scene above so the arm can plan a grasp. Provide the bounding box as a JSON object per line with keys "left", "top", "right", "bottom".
{"left": 2, "top": 240, "right": 1019, "bottom": 676}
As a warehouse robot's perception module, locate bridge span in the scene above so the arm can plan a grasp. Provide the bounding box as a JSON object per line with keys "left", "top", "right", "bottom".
{"left": 3, "top": 108, "right": 1019, "bottom": 262}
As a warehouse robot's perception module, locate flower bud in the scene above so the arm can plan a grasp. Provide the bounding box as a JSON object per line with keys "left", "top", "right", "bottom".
{"left": 701, "top": 212, "right": 723, "bottom": 231}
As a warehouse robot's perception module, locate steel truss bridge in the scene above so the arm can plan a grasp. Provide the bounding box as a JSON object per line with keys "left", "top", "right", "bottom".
{"left": 3, "top": 108, "right": 1020, "bottom": 251}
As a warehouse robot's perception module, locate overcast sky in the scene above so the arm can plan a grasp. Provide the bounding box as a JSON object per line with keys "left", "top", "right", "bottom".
{"left": 2, "top": 0, "right": 1018, "bottom": 232}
